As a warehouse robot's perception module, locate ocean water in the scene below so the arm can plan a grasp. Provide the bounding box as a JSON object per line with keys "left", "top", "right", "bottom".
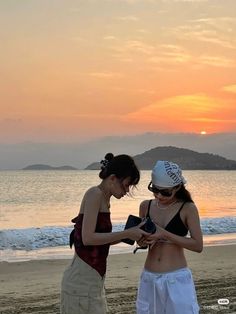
{"left": 0, "top": 170, "right": 236, "bottom": 262}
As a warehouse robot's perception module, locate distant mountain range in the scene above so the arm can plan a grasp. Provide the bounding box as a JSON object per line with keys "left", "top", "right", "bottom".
{"left": 85, "top": 146, "right": 236, "bottom": 170}
{"left": 1, "top": 132, "right": 236, "bottom": 170}
{"left": 22, "top": 164, "right": 77, "bottom": 170}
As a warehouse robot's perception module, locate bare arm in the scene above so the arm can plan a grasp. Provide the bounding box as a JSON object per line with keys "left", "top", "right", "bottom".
{"left": 136, "top": 200, "right": 150, "bottom": 247}
{"left": 147, "top": 203, "right": 203, "bottom": 253}
{"left": 139, "top": 200, "right": 150, "bottom": 219}
{"left": 82, "top": 188, "right": 148, "bottom": 246}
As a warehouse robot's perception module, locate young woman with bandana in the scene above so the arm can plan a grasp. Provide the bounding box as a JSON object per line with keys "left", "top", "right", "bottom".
{"left": 136, "top": 160, "right": 203, "bottom": 314}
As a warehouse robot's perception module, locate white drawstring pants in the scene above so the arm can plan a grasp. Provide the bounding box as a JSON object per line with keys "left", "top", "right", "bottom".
{"left": 136, "top": 267, "right": 199, "bottom": 314}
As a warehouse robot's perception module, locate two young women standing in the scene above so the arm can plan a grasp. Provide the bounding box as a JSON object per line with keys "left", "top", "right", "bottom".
{"left": 61, "top": 155, "right": 203, "bottom": 314}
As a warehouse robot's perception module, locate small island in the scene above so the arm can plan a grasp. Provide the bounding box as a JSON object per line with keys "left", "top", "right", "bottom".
{"left": 85, "top": 146, "right": 236, "bottom": 170}
{"left": 22, "top": 164, "right": 78, "bottom": 170}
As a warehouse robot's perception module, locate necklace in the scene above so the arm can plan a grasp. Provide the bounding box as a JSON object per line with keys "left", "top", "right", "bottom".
{"left": 156, "top": 199, "right": 177, "bottom": 210}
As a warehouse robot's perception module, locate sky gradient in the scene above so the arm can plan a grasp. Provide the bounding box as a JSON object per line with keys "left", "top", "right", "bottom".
{"left": 1, "top": 0, "right": 236, "bottom": 143}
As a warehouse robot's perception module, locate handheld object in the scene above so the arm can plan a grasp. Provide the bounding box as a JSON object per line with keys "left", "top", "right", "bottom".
{"left": 122, "top": 215, "right": 156, "bottom": 245}
{"left": 122, "top": 215, "right": 142, "bottom": 245}
{"left": 133, "top": 217, "right": 157, "bottom": 253}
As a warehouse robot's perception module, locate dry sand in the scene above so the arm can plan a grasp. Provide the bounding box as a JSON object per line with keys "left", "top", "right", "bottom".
{"left": 0, "top": 245, "right": 236, "bottom": 313}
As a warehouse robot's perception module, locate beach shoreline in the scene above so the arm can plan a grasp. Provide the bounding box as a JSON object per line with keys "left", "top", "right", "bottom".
{"left": 0, "top": 244, "right": 236, "bottom": 313}
{"left": 1, "top": 233, "right": 236, "bottom": 263}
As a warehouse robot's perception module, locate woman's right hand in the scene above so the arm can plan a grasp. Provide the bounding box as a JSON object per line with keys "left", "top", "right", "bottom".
{"left": 136, "top": 235, "right": 148, "bottom": 248}
{"left": 125, "top": 221, "right": 149, "bottom": 242}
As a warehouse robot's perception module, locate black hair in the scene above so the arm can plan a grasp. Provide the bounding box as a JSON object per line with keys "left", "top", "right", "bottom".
{"left": 175, "top": 184, "right": 193, "bottom": 202}
{"left": 99, "top": 153, "right": 140, "bottom": 186}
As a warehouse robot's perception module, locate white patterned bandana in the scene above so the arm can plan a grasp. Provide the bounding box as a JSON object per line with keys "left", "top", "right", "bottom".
{"left": 151, "top": 160, "right": 187, "bottom": 187}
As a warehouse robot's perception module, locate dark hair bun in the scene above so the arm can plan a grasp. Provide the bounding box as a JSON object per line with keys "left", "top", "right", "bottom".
{"left": 105, "top": 153, "right": 114, "bottom": 161}
{"left": 99, "top": 153, "right": 140, "bottom": 184}
{"left": 100, "top": 153, "right": 114, "bottom": 173}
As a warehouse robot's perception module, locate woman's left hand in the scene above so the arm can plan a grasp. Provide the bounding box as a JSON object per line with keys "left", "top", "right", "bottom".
{"left": 144, "top": 225, "right": 168, "bottom": 249}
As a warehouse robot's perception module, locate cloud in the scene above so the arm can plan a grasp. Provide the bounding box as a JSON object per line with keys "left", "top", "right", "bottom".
{"left": 192, "top": 17, "right": 236, "bottom": 29}
{"left": 70, "top": 36, "right": 87, "bottom": 42}
{"left": 109, "top": 25, "right": 234, "bottom": 70}
{"left": 121, "top": 94, "right": 228, "bottom": 124}
{"left": 73, "top": 113, "right": 121, "bottom": 119}
{"left": 161, "top": 0, "right": 208, "bottom": 2}
{"left": 105, "top": 0, "right": 208, "bottom": 3}
{"left": 88, "top": 72, "right": 123, "bottom": 78}
{"left": 169, "top": 18, "right": 236, "bottom": 50}
{"left": 198, "top": 55, "right": 236, "bottom": 68}
{"left": 190, "top": 117, "right": 236, "bottom": 123}
{"left": 148, "top": 44, "right": 191, "bottom": 65}
{"left": 222, "top": 85, "right": 236, "bottom": 94}
{"left": 188, "top": 29, "right": 235, "bottom": 50}
{"left": 108, "top": 86, "right": 156, "bottom": 94}
{"left": 137, "top": 29, "right": 151, "bottom": 34}
{"left": 103, "top": 36, "right": 117, "bottom": 40}
{"left": 116, "top": 15, "right": 139, "bottom": 21}
{"left": 104, "top": 0, "right": 157, "bottom": 3}
{"left": 135, "top": 89, "right": 156, "bottom": 94}
{"left": 111, "top": 40, "right": 155, "bottom": 55}
{"left": 170, "top": 0, "right": 209, "bottom": 2}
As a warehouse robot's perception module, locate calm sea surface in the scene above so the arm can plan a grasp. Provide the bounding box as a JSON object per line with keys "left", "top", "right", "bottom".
{"left": 0, "top": 170, "right": 236, "bottom": 261}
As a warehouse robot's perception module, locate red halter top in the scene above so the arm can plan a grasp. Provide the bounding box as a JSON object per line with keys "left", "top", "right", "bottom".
{"left": 70, "top": 212, "right": 112, "bottom": 277}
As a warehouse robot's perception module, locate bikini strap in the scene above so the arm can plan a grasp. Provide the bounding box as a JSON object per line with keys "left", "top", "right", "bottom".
{"left": 177, "top": 201, "right": 187, "bottom": 213}
{"left": 146, "top": 200, "right": 152, "bottom": 218}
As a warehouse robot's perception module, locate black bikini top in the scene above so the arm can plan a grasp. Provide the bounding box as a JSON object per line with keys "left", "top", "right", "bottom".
{"left": 146, "top": 200, "right": 188, "bottom": 237}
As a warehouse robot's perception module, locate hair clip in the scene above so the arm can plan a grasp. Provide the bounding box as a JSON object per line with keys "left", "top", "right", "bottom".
{"left": 100, "top": 159, "right": 109, "bottom": 170}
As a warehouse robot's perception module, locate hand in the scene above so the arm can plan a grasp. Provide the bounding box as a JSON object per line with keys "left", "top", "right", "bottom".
{"left": 133, "top": 234, "right": 149, "bottom": 254}
{"left": 137, "top": 235, "right": 148, "bottom": 248}
{"left": 126, "top": 221, "right": 149, "bottom": 242}
{"left": 145, "top": 225, "right": 168, "bottom": 249}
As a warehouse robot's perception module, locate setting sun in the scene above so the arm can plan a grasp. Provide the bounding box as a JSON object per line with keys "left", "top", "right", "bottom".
{"left": 200, "top": 131, "right": 207, "bottom": 135}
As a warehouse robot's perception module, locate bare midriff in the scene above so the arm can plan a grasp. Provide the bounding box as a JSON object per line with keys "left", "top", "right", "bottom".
{"left": 144, "top": 242, "right": 187, "bottom": 273}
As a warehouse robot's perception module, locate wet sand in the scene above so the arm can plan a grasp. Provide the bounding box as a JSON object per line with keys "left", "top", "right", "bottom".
{"left": 0, "top": 245, "right": 236, "bottom": 313}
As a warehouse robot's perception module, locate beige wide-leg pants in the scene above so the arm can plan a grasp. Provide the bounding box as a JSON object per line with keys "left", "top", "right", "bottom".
{"left": 61, "top": 254, "right": 107, "bottom": 314}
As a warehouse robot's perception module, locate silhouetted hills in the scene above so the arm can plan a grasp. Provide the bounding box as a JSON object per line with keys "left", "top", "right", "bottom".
{"left": 22, "top": 164, "right": 78, "bottom": 170}
{"left": 1, "top": 132, "right": 236, "bottom": 170}
{"left": 85, "top": 146, "right": 236, "bottom": 170}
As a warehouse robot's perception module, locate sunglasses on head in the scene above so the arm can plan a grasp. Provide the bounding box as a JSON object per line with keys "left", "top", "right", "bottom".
{"left": 148, "top": 182, "right": 174, "bottom": 197}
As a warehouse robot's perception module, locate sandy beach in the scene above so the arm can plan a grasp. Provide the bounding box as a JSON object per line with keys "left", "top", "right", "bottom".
{"left": 0, "top": 245, "right": 236, "bottom": 314}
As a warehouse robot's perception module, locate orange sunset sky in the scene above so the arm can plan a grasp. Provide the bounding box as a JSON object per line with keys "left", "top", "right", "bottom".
{"left": 1, "top": 0, "right": 236, "bottom": 143}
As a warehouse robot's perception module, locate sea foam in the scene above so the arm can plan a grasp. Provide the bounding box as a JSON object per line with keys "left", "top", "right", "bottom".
{"left": 0, "top": 216, "right": 236, "bottom": 250}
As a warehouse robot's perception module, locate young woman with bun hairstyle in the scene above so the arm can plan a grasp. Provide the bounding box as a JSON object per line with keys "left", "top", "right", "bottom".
{"left": 61, "top": 153, "right": 148, "bottom": 314}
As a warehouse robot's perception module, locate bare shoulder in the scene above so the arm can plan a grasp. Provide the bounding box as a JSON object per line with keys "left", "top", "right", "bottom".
{"left": 80, "top": 186, "right": 102, "bottom": 215}
{"left": 183, "top": 202, "right": 200, "bottom": 217}
{"left": 84, "top": 186, "right": 102, "bottom": 200}
{"left": 140, "top": 199, "right": 150, "bottom": 209}
{"left": 139, "top": 199, "right": 151, "bottom": 217}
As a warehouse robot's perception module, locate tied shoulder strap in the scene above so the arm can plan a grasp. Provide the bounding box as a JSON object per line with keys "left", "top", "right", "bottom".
{"left": 177, "top": 201, "right": 187, "bottom": 213}
{"left": 146, "top": 200, "right": 152, "bottom": 218}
